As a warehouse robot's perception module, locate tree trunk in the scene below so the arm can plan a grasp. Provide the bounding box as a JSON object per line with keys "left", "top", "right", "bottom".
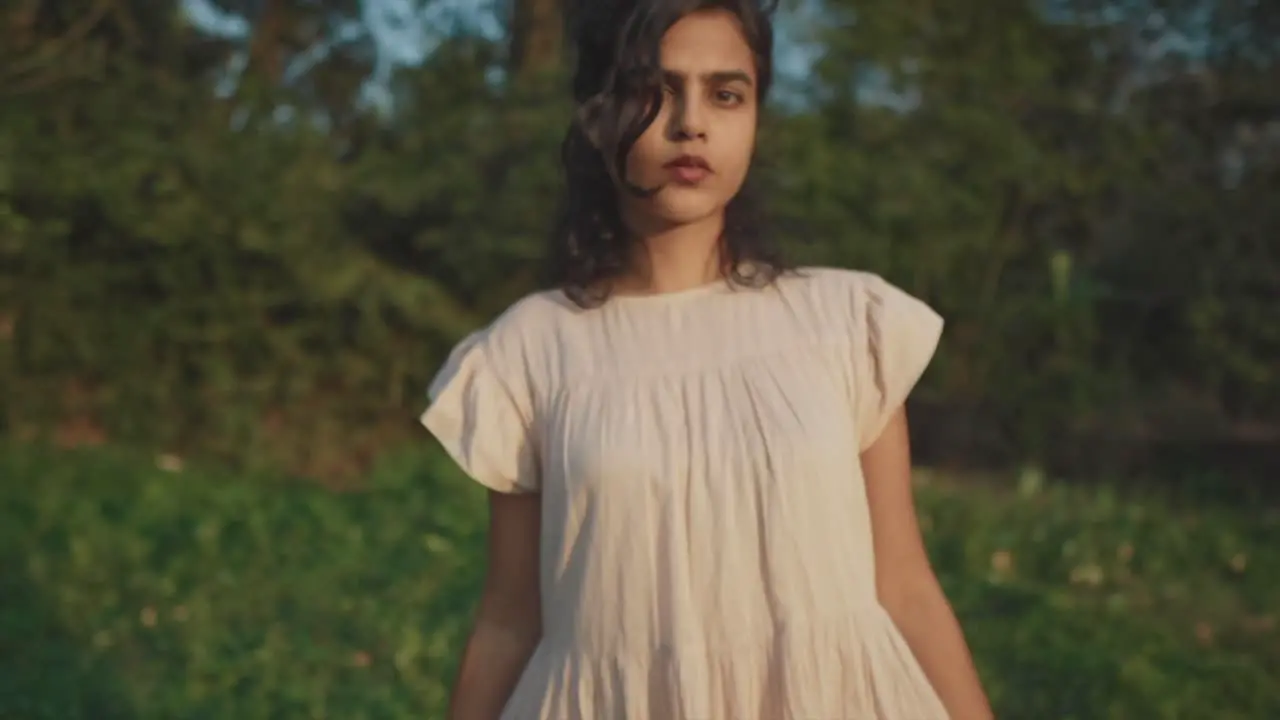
{"left": 508, "top": 0, "right": 564, "bottom": 80}
{"left": 245, "top": 0, "right": 286, "bottom": 84}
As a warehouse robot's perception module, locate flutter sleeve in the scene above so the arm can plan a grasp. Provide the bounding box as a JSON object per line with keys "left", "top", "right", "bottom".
{"left": 420, "top": 330, "right": 540, "bottom": 494}
{"left": 853, "top": 274, "right": 945, "bottom": 452}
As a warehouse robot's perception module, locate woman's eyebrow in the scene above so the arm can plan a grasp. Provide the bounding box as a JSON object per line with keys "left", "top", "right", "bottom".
{"left": 661, "top": 69, "right": 755, "bottom": 86}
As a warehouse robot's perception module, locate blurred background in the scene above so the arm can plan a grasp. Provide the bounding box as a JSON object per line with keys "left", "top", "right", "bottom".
{"left": 0, "top": 0, "right": 1276, "bottom": 717}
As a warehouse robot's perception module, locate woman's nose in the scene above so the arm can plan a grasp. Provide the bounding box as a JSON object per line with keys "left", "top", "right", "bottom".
{"left": 670, "top": 92, "right": 708, "bottom": 140}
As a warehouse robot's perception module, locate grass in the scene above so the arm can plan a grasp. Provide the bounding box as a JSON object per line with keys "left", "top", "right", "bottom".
{"left": 1, "top": 443, "right": 1276, "bottom": 719}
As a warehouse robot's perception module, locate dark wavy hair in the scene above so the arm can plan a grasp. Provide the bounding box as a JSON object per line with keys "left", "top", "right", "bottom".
{"left": 546, "top": 0, "right": 788, "bottom": 306}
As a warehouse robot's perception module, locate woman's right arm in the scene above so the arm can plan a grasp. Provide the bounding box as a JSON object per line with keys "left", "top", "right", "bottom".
{"left": 448, "top": 490, "right": 543, "bottom": 720}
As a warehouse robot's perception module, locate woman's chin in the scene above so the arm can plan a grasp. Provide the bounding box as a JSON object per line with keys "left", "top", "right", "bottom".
{"left": 649, "top": 190, "right": 726, "bottom": 226}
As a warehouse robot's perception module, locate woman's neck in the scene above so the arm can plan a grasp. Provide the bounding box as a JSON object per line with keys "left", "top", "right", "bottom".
{"left": 617, "top": 212, "right": 726, "bottom": 295}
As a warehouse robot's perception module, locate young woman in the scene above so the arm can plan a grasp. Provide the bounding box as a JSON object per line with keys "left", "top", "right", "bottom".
{"left": 422, "top": 1, "right": 994, "bottom": 718}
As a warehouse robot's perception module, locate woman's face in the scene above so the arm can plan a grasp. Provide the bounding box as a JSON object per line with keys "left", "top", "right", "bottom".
{"left": 619, "top": 9, "right": 760, "bottom": 230}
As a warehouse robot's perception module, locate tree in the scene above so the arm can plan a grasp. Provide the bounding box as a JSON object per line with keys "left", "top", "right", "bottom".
{"left": 507, "top": 0, "right": 565, "bottom": 80}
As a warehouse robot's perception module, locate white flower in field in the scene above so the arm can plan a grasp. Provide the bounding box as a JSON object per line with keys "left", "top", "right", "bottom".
{"left": 1116, "top": 543, "right": 1134, "bottom": 562}
{"left": 156, "top": 454, "right": 184, "bottom": 472}
{"left": 1069, "top": 563, "right": 1104, "bottom": 587}
{"left": 990, "top": 549, "right": 1013, "bottom": 574}
{"left": 1017, "top": 465, "right": 1045, "bottom": 497}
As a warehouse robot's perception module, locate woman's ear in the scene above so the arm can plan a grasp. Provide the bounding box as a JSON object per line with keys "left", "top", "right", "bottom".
{"left": 574, "top": 96, "right": 607, "bottom": 150}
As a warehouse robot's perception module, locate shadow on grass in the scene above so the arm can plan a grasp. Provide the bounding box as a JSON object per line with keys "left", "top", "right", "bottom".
{"left": 0, "top": 551, "right": 134, "bottom": 719}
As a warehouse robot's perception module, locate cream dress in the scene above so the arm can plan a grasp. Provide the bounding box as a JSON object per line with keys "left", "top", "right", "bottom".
{"left": 421, "top": 267, "right": 950, "bottom": 719}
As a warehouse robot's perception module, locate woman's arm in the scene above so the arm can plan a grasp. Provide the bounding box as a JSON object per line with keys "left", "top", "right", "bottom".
{"left": 861, "top": 406, "right": 993, "bottom": 720}
{"left": 448, "top": 491, "right": 543, "bottom": 720}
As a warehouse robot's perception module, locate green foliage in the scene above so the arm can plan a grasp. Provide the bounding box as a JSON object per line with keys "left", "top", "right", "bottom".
{"left": 2, "top": 445, "right": 1277, "bottom": 719}
{"left": 0, "top": 445, "right": 488, "bottom": 719}
{"left": 800, "top": 0, "right": 1280, "bottom": 454}
{"left": 0, "top": 25, "right": 574, "bottom": 474}
{"left": 916, "top": 469, "right": 1280, "bottom": 718}
{"left": 1, "top": 1, "right": 1276, "bottom": 478}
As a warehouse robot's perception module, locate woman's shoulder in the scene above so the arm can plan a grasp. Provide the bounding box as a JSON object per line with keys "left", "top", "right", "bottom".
{"left": 778, "top": 265, "right": 882, "bottom": 291}
{"left": 770, "top": 266, "right": 942, "bottom": 338}
{"left": 487, "top": 287, "right": 581, "bottom": 336}
{"left": 771, "top": 265, "right": 896, "bottom": 309}
{"left": 779, "top": 266, "right": 934, "bottom": 304}
{"left": 441, "top": 288, "right": 580, "bottom": 379}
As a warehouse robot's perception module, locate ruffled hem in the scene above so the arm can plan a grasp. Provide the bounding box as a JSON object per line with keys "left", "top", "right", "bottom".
{"left": 501, "top": 606, "right": 948, "bottom": 720}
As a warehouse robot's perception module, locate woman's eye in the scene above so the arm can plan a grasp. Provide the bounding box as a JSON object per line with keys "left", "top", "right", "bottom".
{"left": 716, "top": 90, "right": 744, "bottom": 105}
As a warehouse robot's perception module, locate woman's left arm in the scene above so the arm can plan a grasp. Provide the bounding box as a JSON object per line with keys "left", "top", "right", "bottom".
{"left": 861, "top": 405, "right": 994, "bottom": 720}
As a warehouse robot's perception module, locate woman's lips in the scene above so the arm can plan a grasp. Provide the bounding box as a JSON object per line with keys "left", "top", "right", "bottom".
{"left": 664, "top": 155, "right": 712, "bottom": 185}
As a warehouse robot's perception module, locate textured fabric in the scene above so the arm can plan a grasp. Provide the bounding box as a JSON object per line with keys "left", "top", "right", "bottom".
{"left": 421, "top": 267, "right": 948, "bottom": 720}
